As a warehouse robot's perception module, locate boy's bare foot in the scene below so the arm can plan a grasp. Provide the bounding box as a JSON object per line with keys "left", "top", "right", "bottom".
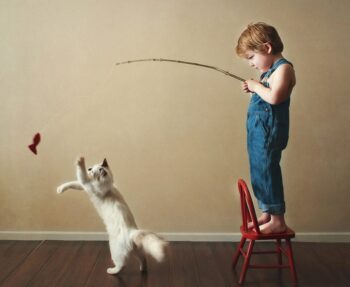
{"left": 248, "top": 212, "right": 271, "bottom": 229}
{"left": 260, "top": 215, "right": 287, "bottom": 234}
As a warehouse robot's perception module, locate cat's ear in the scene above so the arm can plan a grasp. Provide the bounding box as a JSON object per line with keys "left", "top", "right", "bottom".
{"left": 102, "top": 158, "right": 109, "bottom": 168}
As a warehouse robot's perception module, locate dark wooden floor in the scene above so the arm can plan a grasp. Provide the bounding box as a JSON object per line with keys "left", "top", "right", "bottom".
{"left": 0, "top": 240, "right": 349, "bottom": 287}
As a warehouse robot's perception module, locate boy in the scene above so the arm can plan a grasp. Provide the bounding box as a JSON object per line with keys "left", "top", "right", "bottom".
{"left": 236, "top": 23, "right": 296, "bottom": 234}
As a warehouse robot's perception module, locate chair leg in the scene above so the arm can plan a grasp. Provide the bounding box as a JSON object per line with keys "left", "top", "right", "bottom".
{"left": 233, "top": 237, "right": 246, "bottom": 268}
{"left": 239, "top": 240, "right": 254, "bottom": 285}
{"left": 276, "top": 239, "right": 282, "bottom": 265}
{"left": 286, "top": 238, "right": 298, "bottom": 284}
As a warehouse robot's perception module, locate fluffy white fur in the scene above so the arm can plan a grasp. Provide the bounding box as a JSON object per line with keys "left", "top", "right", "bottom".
{"left": 57, "top": 157, "right": 167, "bottom": 274}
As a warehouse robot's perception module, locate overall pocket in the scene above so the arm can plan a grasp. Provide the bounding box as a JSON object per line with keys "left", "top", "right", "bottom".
{"left": 270, "top": 115, "right": 289, "bottom": 150}
{"left": 256, "top": 115, "right": 269, "bottom": 138}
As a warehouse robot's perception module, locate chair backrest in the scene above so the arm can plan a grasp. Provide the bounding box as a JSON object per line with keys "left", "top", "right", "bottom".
{"left": 237, "top": 179, "right": 261, "bottom": 233}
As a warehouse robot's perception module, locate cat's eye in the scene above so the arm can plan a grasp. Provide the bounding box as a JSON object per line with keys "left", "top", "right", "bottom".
{"left": 88, "top": 168, "right": 92, "bottom": 171}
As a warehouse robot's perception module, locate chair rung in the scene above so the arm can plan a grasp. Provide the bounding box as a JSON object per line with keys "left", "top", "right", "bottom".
{"left": 279, "top": 248, "right": 289, "bottom": 256}
{"left": 239, "top": 249, "right": 246, "bottom": 258}
{"left": 249, "top": 264, "right": 290, "bottom": 269}
{"left": 252, "top": 250, "right": 278, "bottom": 254}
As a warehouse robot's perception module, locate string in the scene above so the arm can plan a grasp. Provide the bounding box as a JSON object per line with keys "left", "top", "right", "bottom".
{"left": 39, "top": 63, "right": 116, "bottom": 135}
{"left": 29, "top": 58, "right": 245, "bottom": 154}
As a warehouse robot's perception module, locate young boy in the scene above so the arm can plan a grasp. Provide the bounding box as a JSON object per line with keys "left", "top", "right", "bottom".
{"left": 236, "top": 23, "right": 296, "bottom": 234}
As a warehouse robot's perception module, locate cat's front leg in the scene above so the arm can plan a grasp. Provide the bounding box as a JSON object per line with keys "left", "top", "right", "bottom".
{"left": 57, "top": 181, "right": 83, "bottom": 194}
{"left": 76, "top": 156, "right": 89, "bottom": 184}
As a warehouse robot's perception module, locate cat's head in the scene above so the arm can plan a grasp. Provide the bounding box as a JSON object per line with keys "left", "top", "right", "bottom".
{"left": 87, "top": 158, "right": 113, "bottom": 187}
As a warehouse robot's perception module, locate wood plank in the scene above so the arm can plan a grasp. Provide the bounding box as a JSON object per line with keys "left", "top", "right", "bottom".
{"left": 336, "top": 243, "right": 350, "bottom": 272}
{"left": 85, "top": 242, "right": 144, "bottom": 287}
{"left": 25, "top": 241, "right": 83, "bottom": 287}
{"left": 192, "top": 242, "right": 227, "bottom": 287}
{"left": 209, "top": 242, "right": 241, "bottom": 287}
{"left": 1, "top": 240, "right": 350, "bottom": 287}
{"left": 0, "top": 241, "right": 15, "bottom": 255}
{"left": 310, "top": 243, "right": 350, "bottom": 286}
{"left": 0, "top": 241, "right": 40, "bottom": 283}
{"left": 293, "top": 242, "right": 336, "bottom": 287}
{"left": 1, "top": 241, "right": 60, "bottom": 287}
{"left": 56, "top": 241, "right": 104, "bottom": 287}
{"left": 167, "top": 242, "right": 200, "bottom": 287}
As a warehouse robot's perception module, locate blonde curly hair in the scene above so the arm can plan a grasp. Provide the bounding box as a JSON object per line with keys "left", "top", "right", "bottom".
{"left": 235, "top": 22, "right": 284, "bottom": 58}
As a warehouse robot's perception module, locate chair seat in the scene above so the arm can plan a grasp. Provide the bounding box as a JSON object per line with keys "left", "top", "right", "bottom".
{"left": 240, "top": 225, "right": 295, "bottom": 240}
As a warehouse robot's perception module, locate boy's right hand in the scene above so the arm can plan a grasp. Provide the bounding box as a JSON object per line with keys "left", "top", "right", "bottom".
{"left": 242, "top": 80, "right": 252, "bottom": 93}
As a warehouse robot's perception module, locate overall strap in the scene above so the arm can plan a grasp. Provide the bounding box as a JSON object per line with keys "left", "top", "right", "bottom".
{"left": 260, "top": 58, "right": 293, "bottom": 81}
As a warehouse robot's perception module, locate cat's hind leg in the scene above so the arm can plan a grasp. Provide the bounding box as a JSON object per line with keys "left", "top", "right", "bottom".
{"left": 134, "top": 247, "right": 147, "bottom": 273}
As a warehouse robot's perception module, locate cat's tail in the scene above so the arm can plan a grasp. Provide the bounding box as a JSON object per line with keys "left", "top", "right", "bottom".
{"left": 130, "top": 230, "right": 168, "bottom": 262}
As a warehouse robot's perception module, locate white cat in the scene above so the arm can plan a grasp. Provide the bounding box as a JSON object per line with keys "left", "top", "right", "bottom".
{"left": 57, "top": 157, "right": 167, "bottom": 274}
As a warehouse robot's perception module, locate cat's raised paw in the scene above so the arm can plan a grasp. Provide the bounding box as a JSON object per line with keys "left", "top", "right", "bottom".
{"left": 76, "top": 157, "right": 85, "bottom": 167}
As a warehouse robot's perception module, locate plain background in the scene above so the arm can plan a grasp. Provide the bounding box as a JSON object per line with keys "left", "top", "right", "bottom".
{"left": 1, "top": 0, "right": 349, "bottom": 235}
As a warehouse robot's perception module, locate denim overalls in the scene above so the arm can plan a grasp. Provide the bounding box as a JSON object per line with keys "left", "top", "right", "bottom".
{"left": 247, "top": 58, "right": 292, "bottom": 215}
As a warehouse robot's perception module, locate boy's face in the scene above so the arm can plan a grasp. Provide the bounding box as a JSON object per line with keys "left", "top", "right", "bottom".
{"left": 245, "top": 50, "right": 272, "bottom": 73}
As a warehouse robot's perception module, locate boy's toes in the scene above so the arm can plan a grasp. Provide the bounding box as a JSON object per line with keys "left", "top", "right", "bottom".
{"left": 260, "top": 222, "right": 287, "bottom": 234}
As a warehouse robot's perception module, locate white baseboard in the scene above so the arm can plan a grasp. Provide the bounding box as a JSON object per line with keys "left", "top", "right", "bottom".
{"left": 0, "top": 231, "right": 349, "bottom": 242}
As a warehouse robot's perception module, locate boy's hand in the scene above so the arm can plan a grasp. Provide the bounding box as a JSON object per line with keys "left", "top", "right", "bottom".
{"left": 242, "top": 81, "right": 251, "bottom": 93}
{"left": 242, "top": 79, "right": 260, "bottom": 93}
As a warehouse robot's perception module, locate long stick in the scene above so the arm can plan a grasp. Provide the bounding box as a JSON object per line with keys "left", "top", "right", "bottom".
{"left": 115, "top": 58, "right": 245, "bottom": 82}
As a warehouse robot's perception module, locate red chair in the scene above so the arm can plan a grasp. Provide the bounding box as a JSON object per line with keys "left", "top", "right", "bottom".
{"left": 232, "top": 179, "right": 297, "bottom": 285}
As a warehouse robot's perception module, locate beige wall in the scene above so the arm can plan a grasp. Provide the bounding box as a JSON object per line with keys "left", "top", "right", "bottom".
{"left": 1, "top": 0, "right": 349, "bottom": 235}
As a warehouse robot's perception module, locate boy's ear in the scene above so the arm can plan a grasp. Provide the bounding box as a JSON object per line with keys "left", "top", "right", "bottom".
{"left": 265, "top": 42, "right": 273, "bottom": 54}
{"left": 102, "top": 158, "right": 109, "bottom": 168}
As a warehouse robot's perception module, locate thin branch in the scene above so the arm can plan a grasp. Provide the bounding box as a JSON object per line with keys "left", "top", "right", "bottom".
{"left": 115, "top": 58, "right": 245, "bottom": 82}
